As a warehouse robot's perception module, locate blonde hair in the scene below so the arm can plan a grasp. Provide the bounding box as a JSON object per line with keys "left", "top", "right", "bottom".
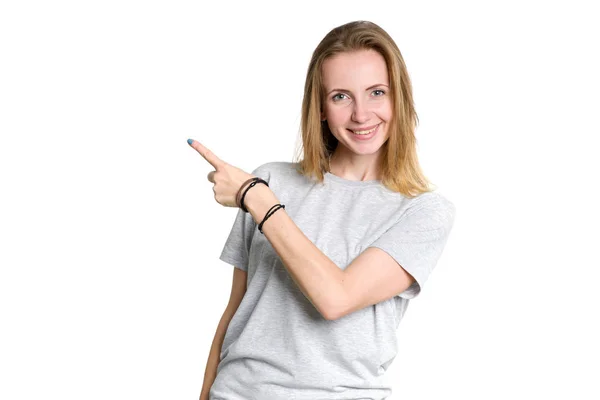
{"left": 293, "top": 20, "right": 434, "bottom": 197}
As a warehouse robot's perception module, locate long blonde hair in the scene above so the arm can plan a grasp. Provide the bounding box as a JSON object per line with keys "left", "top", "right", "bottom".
{"left": 293, "top": 20, "right": 434, "bottom": 197}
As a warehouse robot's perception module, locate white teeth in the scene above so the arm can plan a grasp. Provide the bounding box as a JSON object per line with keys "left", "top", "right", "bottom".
{"left": 353, "top": 126, "right": 377, "bottom": 135}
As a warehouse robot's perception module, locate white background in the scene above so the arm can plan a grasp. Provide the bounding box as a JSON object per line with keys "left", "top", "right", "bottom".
{"left": 1, "top": 0, "right": 599, "bottom": 399}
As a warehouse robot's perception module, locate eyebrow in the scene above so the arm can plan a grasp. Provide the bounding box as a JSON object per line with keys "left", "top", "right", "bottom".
{"left": 326, "top": 83, "right": 389, "bottom": 96}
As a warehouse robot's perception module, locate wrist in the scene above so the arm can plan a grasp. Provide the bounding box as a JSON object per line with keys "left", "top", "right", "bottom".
{"left": 236, "top": 177, "right": 257, "bottom": 209}
{"left": 244, "top": 184, "right": 279, "bottom": 223}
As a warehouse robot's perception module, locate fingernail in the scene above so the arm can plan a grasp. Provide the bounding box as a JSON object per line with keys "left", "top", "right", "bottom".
{"left": 187, "top": 138, "right": 193, "bottom": 145}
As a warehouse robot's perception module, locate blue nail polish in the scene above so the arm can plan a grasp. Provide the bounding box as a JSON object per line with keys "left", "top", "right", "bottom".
{"left": 187, "top": 138, "right": 193, "bottom": 145}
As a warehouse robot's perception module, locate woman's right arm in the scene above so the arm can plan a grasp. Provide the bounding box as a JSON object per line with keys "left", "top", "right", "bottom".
{"left": 199, "top": 267, "right": 248, "bottom": 400}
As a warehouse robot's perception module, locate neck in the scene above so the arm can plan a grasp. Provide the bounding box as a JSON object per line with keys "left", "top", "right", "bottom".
{"left": 328, "top": 150, "right": 382, "bottom": 182}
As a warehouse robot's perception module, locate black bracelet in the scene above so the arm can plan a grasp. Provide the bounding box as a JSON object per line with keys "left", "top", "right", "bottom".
{"left": 236, "top": 177, "right": 258, "bottom": 209}
{"left": 258, "top": 204, "right": 285, "bottom": 234}
{"left": 239, "top": 178, "right": 269, "bottom": 213}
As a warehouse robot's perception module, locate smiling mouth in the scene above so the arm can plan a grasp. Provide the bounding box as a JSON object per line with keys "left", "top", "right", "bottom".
{"left": 348, "top": 123, "right": 380, "bottom": 135}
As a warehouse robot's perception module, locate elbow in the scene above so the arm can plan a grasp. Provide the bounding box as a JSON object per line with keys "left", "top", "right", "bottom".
{"left": 317, "top": 274, "right": 351, "bottom": 321}
{"left": 323, "top": 308, "right": 338, "bottom": 321}
{"left": 322, "top": 280, "right": 352, "bottom": 321}
{"left": 323, "top": 310, "right": 339, "bottom": 321}
{"left": 322, "top": 299, "right": 348, "bottom": 321}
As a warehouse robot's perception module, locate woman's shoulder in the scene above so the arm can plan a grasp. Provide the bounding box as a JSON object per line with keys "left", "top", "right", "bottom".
{"left": 250, "top": 161, "right": 301, "bottom": 181}
{"left": 411, "top": 190, "right": 454, "bottom": 207}
{"left": 403, "top": 190, "right": 456, "bottom": 224}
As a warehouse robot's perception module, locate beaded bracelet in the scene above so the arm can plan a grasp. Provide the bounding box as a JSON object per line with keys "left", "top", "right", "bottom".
{"left": 258, "top": 204, "right": 285, "bottom": 234}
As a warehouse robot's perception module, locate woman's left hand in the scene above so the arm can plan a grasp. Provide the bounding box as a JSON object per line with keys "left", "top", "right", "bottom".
{"left": 188, "top": 138, "right": 255, "bottom": 208}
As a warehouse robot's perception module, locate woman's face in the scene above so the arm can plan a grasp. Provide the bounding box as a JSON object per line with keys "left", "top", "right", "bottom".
{"left": 321, "top": 49, "right": 392, "bottom": 157}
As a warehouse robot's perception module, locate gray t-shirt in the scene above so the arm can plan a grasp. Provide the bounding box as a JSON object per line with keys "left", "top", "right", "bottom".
{"left": 209, "top": 161, "right": 456, "bottom": 400}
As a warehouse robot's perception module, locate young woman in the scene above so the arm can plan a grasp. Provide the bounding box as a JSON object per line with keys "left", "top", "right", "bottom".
{"left": 191, "top": 20, "right": 456, "bottom": 400}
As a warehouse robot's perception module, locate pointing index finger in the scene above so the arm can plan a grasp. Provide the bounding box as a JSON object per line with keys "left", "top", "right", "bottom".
{"left": 188, "top": 139, "right": 224, "bottom": 169}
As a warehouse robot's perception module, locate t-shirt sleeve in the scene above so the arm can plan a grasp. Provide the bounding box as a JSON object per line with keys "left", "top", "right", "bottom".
{"left": 367, "top": 193, "right": 456, "bottom": 299}
{"left": 218, "top": 163, "right": 270, "bottom": 271}
{"left": 218, "top": 207, "right": 257, "bottom": 271}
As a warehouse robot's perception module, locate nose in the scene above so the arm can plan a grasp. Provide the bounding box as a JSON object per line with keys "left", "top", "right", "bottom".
{"left": 351, "top": 98, "right": 370, "bottom": 124}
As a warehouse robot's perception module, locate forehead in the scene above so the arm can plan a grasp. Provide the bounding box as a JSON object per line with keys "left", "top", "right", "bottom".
{"left": 321, "top": 49, "right": 389, "bottom": 90}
